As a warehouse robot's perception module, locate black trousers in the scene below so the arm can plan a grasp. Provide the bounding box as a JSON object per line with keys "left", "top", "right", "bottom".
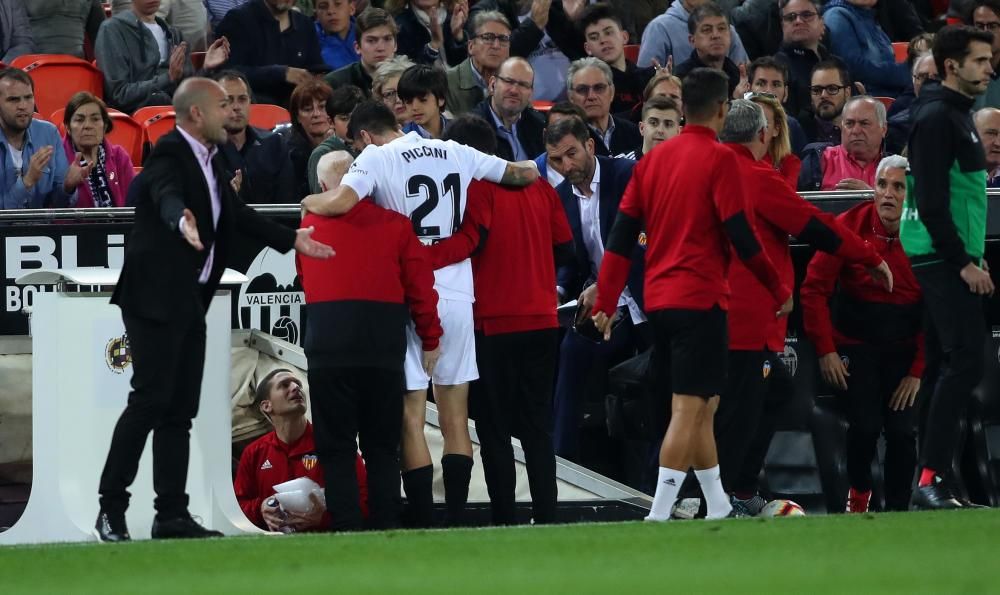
{"left": 308, "top": 366, "right": 404, "bottom": 532}
{"left": 915, "top": 262, "right": 987, "bottom": 475}
{"left": 99, "top": 312, "right": 206, "bottom": 518}
{"left": 836, "top": 343, "right": 919, "bottom": 510}
{"left": 473, "top": 328, "right": 559, "bottom": 525}
{"left": 715, "top": 350, "right": 772, "bottom": 493}
{"left": 732, "top": 356, "right": 794, "bottom": 495}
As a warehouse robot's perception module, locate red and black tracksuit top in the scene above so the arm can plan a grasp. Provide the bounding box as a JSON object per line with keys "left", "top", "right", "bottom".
{"left": 428, "top": 179, "right": 575, "bottom": 335}
{"left": 594, "top": 125, "right": 790, "bottom": 317}
{"left": 726, "top": 144, "right": 883, "bottom": 353}
{"left": 298, "top": 201, "right": 443, "bottom": 369}
{"left": 801, "top": 200, "right": 925, "bottom": 376}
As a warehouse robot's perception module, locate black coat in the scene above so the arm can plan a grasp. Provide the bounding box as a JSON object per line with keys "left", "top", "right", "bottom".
{"left": 219, "top": 126, "right": 297, "bottom": 204}
{"left": 470, "top": 99, "right": 546, "bottom": 162}
{"left": 394, "top": 5, "right": 468, "bottom": 67}
{"left": 112, "top": 129, "right": 296, "bottom": 322}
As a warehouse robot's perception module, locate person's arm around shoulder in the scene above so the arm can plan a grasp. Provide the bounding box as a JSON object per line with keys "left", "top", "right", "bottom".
{"left": 398, "top": 217, "right": 443, "bottom": 376}
{"left": 303, "top": 146, "right": 376, "bottom": 215}
{"left": 427, "top": 184, "right": 491, "bottom": 269}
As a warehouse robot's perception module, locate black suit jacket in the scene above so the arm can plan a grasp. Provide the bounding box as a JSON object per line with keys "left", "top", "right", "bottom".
{"left": 219, "top": 126, "right": 297, "bottom": 204}
{"left": 597, "top": 115, "right": 643, "bottom": 160}
{"left": 470, "top": 99, "right": 546, "bottom": 162}
{"left": 112, "top": 129, "right": 296, "bottom": 322}
{"left": 556, "top": 156, "right": 645, "bottom": 310}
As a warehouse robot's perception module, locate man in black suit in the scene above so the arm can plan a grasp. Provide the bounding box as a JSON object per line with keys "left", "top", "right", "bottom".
{"left": 95, "top": 77, "right": 334, "bottom": 542}
{"left": 545, "top": 115, "right": 647, "bottom": 462}
{"left": 470, "top": 57, "right": 546, "bottom": 162}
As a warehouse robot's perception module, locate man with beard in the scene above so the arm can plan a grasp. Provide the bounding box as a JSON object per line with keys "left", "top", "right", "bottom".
{"left": 214, "top": 70, "right": 297, "bottom": 204}
{"left": 799, "top": 59, "right": 853, "bottom": 146}
{"left": 95, "top": 78, "right": 334, "bottom": 542}
{"left": 471, "top": 57, "right": 545, "bottom": 161}
{"left": 217, "top": 0, "right": 329, "bottom": 106}
{"left": 0, "top": 68, "right": 82, "bottom": 209}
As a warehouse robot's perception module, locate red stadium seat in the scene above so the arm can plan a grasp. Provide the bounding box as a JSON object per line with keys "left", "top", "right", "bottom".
{"left": 10, "top": 54, "right": 104, "bottom": 119}
{"left": 140, "top": 111, "right": 177, "bottom": 157}
{"left": 131, "top": 105, "right": 174, "bottom": 124}
{"left": 191, "top": 51, "right": 206, "bottom": 70}
{"left": 874, "top": 96, "right": 895, "bottom": 111}
{"left": 50, "top": 108, "right": 66, "bottom": 134}
{"left": 249, "top": 104, "right": 291, "bottom": 130}
{"left": 532, "top": 100, "right": 554, "bottom": 112}
{"left": 624, "top": 44, "right": 640, "bottom": 64}
{"left": 892, "top": 42, "right": 908, "bottom": 64}
{"left": 108, "top": 111, "right": 144, "bottom": 166}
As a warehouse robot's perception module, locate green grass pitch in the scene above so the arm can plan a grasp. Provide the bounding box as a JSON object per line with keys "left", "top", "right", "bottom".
{"left": 1, "top": 510, "right": 998, "bottom": 594}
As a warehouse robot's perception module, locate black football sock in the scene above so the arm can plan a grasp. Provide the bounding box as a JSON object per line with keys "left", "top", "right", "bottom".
{"left": 441, "top": 454, "right": 474, "bottom": 526}
{"left": 401, "top": 464, "right": 434, "bottom": 528}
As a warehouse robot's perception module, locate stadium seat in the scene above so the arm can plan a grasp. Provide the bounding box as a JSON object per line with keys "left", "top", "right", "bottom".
{"left": 249, "top": 104, "right": 291, "bottom": 130}
{"left": 191, "top": 51, "right": 206, "bottom": 70}
{"left": 532, "top": 101, "right": 554, "bottom": 112}
{"left": 892, "top": 42, "right": 908, "bottom": 63}
{"left": 10, "top": 55, "right": 104, "bottom": 119}
{"left": 108, "top": 111, "right": 145, "bottom": 166}
{"left": 131, "top": 105, "right": 174, "bottom": 124}
{"left": 139, "top": 111, "right": 177, "bottom": 160}
{"left": 624, "top": 44, "right": 640, "bottom": 64}
{"left": 874, "top": 96, "right": 895, "bottom": 111}
{"left": 50, "top": 108, "right": 66, "bottom": 133}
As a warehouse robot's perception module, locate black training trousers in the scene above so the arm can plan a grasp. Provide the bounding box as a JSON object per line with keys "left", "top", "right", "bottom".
{"left": 309, "top": 366, "right": 404, "bottom": 531}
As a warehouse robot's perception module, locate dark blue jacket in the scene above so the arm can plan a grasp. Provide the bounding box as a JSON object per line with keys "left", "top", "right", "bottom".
{"left": 556, "top": 156, "right": 645, "bottom": 310}
{"left": 823, "top": 0, "right": 910, "bottom": 97}
{"left": 394, "top": 5, "right": 468, "bottom": 67}
{"left": 219, "top": 126, "right": 297, "bottom": 204}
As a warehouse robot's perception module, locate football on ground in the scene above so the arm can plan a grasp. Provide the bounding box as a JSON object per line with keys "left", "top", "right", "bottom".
{"left": 760, "top": 499, "right": 807, "bottom": 517}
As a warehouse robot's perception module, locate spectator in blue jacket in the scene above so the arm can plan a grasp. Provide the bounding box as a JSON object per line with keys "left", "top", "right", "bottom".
{"left": 316, "top": 0, "right": 361, "bottom": 70}
{"left": 0, "top": 69, "right": 83, "bottom": 210}
{"left": 823, "top": 0, "right": 911, "bottom": 97}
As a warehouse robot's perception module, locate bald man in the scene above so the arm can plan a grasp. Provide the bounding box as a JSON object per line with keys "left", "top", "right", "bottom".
{"left": 316, "top": 149, "right": 354, "bottom": 191}
{"left": 96, "top": 77, "right": 334, "bottom": 542}
{"left": 974, "top": 107, "right": 1000, "bottom": 187}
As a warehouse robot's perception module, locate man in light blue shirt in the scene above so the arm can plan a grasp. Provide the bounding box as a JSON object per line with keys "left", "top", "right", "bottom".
{"left": 0, "top": 69, "right": 81, "bottom": 209}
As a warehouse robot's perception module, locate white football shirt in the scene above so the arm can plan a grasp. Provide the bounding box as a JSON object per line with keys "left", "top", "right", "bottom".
{"left": 340, "top": 132, "right": 509, "bottom": 302}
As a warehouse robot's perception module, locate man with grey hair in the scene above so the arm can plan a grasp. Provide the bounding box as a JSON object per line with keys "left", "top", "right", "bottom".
{"left": 801, "top": 153, "right": 922, "bottom": 513}
{"left": 446, "top": 10, "right": 512, "bottom": 116}
{"left": 974, "top": 107, "right": 1000, "bottom": 187}
{"left": 95, "top": 77, "right": 334, "bottom": 542}
{"left": 886, "top": 53, "right": 938, "bottom": 154}
{"left": 567, "top": 57, "right": 642, "bottom": 159}
{"left": 471, "top": 57, "right": 545, "bottom": 161}
{"left": 714, "top": 99, "right": 891, "bottom": 515}
{"left": 799, "top": 95, "right": 887, "bottom": 191}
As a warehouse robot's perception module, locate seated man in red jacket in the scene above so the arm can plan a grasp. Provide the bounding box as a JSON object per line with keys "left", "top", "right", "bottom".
{"left": 234, "top": 368, "right": 368, "bottom": 532}
{"left": 299, "top": 150, "right": 443, "bottom": 531}
{"left": 801, "top": 154, "right": 923, "bottom": 513}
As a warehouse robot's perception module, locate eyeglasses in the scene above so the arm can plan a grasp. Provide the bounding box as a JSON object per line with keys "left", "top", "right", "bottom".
{"left": 975, "top": 21, "right": 1000, "bottom": 31}
{"left": 744, "top": 91, "right": 777, "bottom": 100}
{"left": 810, "top": 84, "right": 848, "bottom": 96}
{"left": 475, "top": 33, "right": 511, "bottom": 46}
{"left": 781, "top": 10, "right": 818, "bottom": 23}
{"left": 912, "top": 73, "right": 939, "bottom": 83}
{"left": 380, "top": 89, "right": 399, "bottom": 103}
{"left": 571, "top": 83, "right": 610, "bottom": 96}
{"left": 496, "top": 74, "right": 533, "bottom": 90}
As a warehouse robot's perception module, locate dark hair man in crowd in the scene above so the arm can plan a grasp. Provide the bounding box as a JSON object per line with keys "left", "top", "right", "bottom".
{"left": 774, "top": 0, "right": 834, "bottom": 119}
{"left": 800, "top": 58, "right": 853, "bottom": 145}
{"left": 214, "top": 70, "right": 297, "bottom": 204}
{"left": 592, "top": 69, "right": 791, "bottom": 522}
{"left": 638, "top": 95, "right": 682, "bottom": 158}
{"left": 902, "top": 25, "right": 995, "bottom": 510}
{"left": 428, "top": 114, "right": 574, "bottom": 525}
{"left": 580, "top": 3, "right": 655, "bottom": 115}
{"left": 673, "top": 3, "right": 744, "bottom": 99}
{"left": 325, "top": 7, "right": 398, "bottom": 99}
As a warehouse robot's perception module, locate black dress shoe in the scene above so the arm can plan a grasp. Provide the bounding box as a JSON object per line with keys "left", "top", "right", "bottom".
{"left": 96, "top": 511, "right": 131, "bottom": 542}
{"left": 910, "top": 484, "right": 962, "bottom": 510}
{"left": 151, "top": 514, "right": 224, "bottom": 539}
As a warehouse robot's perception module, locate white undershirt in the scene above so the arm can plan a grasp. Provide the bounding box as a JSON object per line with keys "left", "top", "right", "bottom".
{"left": 143, "top": 21, "right": 170, "bottom": 63}
{"left": 9, "top": 147, "right": 23, "bottom": 170}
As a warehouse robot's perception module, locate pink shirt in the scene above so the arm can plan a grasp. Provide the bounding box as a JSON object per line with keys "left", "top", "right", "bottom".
{"left": 177, "top": 126, "right": 221, "bottom": 284}
{"left": 820, "top": 145, "right": 879, "bottom": 191}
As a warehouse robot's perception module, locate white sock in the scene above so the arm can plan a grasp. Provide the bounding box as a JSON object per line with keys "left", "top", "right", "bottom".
{"left": 695, "top": 465, "right": 732, "bottom": 519}
{"left": 646, "top": 467, "right": 687, "bottom": 521}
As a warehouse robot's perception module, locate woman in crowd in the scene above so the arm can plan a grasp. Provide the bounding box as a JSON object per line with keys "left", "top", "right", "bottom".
{"left": 386, "top": 0, "right": 469, "bottom": 67}
{"left": 287, "top": 80, "right": 335, "bottom": 200}
{"left": 61, "top": 92, "right": 135, "bottom": 208}
{"left": 373, "top": 55, "right": 417, "bottom": 127}
{"left": 748, "top": 93, "right": 800, "bottom": 186}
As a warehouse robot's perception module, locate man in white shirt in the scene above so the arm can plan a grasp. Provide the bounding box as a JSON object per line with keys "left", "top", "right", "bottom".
{"left": 301, "top": 100, "right": 538, "bottom": 526}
